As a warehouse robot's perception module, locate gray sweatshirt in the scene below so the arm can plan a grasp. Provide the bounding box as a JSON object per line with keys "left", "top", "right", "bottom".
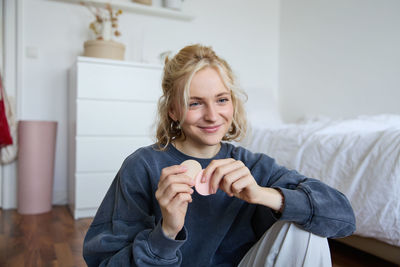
{"left": 83, "top": 142, "right": 355, "bottom": 266}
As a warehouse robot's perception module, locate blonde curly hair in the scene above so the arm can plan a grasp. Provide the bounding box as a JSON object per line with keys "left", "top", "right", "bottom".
{"left": 155, "top": 44, "right": 247, "bottom": 150}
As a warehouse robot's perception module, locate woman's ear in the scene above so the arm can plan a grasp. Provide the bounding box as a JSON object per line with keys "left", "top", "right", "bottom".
{"left": 168, "top": 108, "right": 178, "bottom": 122}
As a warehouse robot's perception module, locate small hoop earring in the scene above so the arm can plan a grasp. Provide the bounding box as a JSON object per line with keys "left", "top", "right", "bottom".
{"left": 171, "top": 120, "right": 181, "bottom": 133}
{"left": 228, "top": 124, "right": 234, "bottom": 133}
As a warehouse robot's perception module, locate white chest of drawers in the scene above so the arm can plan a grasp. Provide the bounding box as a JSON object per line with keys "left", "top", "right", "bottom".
{"left": 68, "top": 57, "right": 163, "bottom": 219}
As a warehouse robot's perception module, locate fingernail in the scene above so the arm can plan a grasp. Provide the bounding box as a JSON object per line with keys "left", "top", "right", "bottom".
{"left": 201, "top": 175, "right": 206, "bottom": 183}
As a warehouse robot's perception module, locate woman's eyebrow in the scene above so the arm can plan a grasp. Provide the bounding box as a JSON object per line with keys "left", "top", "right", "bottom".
{"left": 189, "top": 96, "right": 203, "bottom": 100}
{"left": 216, "top": 92, "right": 230, "bottom": 97}
{"left": 189, "top": 92, "right": 230, "bottom": 99}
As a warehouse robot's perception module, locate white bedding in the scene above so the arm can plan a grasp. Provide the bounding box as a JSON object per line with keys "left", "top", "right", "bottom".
{"left": 242, "top": 114, "right": 400, "bottom": 246}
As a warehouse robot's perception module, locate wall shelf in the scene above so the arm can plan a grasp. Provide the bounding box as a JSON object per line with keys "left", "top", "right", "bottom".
{"left": 54, "top": 0, "right": 194, "bottom": 21}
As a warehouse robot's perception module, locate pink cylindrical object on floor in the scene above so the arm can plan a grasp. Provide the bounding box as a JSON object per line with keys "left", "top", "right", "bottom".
{"left": 17, "top": 120, "right": 57, "bottom": 215}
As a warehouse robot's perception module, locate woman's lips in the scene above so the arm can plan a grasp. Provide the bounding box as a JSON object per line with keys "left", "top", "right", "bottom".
{"left": 199, "top": 125, "right": 221, "bottom": 133}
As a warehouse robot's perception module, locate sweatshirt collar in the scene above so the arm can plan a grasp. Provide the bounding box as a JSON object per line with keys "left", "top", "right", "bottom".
{"left": 166, "top": 142, "right": 229, "bottom": 168}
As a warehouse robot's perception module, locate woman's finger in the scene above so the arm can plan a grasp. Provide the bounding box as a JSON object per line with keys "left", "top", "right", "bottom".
{"left": 202, "top": 158, "right": 235, "bottom": 182}
{"left": 158, "top": 174, "right": 195, "bottom": 194}
{"left": 156, "top": 177, "right": 194, "bottom": 206}
{"left": 220, "top": 166, "right": 250, "bottom": 196}
{"left": 207, "top": 159, "right": 244, "bottom": 194}
{"left": 163, "top": 183, "right": 194, "bottom": 200}
{"left": 170, "top": 192, "right": 193, "bottom": 207}
{"left": 160, "top": 165, "right": 187, "bottom": 182}
{"left": 231, "top": 175, "right": 253, "bottom": 195}
{"left": 156, "top": 184, "right": 193, "bottom": 209}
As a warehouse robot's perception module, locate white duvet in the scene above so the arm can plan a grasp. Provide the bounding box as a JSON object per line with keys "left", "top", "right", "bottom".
{"left": 242, "top": 114, "right": 400, "bottom": 246}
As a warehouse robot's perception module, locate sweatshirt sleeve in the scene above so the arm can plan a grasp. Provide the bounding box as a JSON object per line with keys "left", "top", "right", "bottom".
{"left": 83, "top": 154, "right": 186, "bottom": 266}
{"left": 251, "top": 153, "right": 356, "bottom": 238}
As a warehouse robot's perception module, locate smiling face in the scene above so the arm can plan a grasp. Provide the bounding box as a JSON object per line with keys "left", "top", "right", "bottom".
{"left": 169, "top": 67, "right": 234, "bottom": 153}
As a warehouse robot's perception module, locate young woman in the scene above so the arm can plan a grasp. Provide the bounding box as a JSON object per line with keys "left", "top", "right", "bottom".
{"left": 83, "top": 44, "right": 355, "bottom": 267}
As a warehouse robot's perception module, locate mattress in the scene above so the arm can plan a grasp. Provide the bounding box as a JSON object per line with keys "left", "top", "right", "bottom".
{"left": 242, "top": 114, "right": 400, "bottom": 246}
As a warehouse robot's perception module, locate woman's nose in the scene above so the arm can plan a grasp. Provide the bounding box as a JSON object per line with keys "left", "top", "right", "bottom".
{"left": 204, "top": 104, "right": 218, "bottom": 121}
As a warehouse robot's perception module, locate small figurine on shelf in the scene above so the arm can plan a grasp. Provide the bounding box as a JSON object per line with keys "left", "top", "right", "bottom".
{"left": 81, "top": 1, "right": 126, "bottom": 60}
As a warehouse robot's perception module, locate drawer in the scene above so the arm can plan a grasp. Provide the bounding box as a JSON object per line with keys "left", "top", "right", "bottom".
{"left": 76, "top": 99, "right": 157, "bottom": 136}
{"left": 76, "top": 173, "right": 114, "bottom": 208}
{"left": 75, "top": 136, "right": 153, "bottom": 172}
{"left": 77, "top": 62, "right": 162, "bottom": 101}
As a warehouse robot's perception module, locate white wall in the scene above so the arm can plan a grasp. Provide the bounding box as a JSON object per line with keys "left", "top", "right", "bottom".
{"left": 1, "top": 0, "right": 20, "bottom": 209}
{"left": 0, "top": 0, "right": 3, "bottom": 207}
{"left": 3, "top": 0, "right": 280, "bottom": 208}
{"left": 5, "top": 0, "right": 400, "bottom": 209}
{"left": 279, "top": 0, "right": 400, "bottom": 122}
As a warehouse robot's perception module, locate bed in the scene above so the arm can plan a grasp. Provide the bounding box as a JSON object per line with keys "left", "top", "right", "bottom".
{"left": 240, "top": 114, "right": 400, "bottom": 264}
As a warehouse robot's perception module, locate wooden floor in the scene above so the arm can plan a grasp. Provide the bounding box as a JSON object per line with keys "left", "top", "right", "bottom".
{"left": 0, "top": 206, "right": 397, "bottom": 267}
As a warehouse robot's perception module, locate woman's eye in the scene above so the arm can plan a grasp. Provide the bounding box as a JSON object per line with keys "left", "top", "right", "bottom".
{"left": 189, "top": 102, "right": 200, "bottom": 107}
{"left": 218, "top": 98, "right": 229, "bottom": 104}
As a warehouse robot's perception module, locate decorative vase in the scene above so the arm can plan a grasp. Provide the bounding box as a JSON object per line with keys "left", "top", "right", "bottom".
{"left": 102, "top": 21, "right": 112, "bottom": 41}
{"left": 17, "top": 120, "right": 58, "bottom": 215}
{"left": 83, "top": 40, "right": 126, "bottom": 60}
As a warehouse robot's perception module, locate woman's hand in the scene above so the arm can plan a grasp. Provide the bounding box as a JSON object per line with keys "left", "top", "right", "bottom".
{"left": 202, "top": 159, "right": 261, "bottom": 203}
{"left": 155, "top": 165, "right": 195, "bottom": 239}
{"left": 202, "top": 159, "right": 283, "bottom": 211}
